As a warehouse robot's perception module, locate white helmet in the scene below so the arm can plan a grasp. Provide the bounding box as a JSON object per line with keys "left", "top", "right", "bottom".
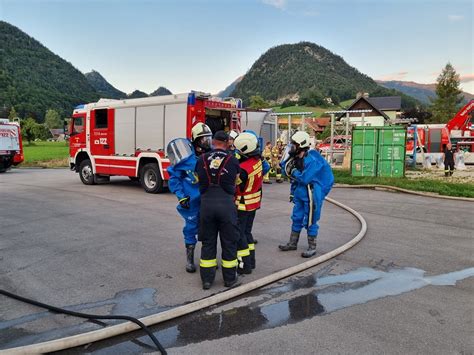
{"left": 229, "top": 130, "right": 239, "bottom": 140}
{"left": 234, "top": 132, "right": 258, "bottom": 155}
{"left": 191, "top": 122, "right": 212, "bottom": 141}
{"left": 291, "top": 131, "right": 311, "bottom": 148}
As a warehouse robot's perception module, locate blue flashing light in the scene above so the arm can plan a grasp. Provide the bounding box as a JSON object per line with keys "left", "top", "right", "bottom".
{"left": 75, "top": 104, "right": 85, "bottom": 110}
{"left": 187, "top": 93, "right": 196, "bottom": 106}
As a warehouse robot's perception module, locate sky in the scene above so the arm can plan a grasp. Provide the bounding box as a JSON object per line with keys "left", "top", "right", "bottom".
{"left": 1, "top": 0, "right": 473, "bottom": 95}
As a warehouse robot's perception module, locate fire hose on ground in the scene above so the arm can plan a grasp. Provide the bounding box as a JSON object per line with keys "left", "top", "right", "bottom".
{"left": 0, "top": 196, "right": 367, "bottom": 354}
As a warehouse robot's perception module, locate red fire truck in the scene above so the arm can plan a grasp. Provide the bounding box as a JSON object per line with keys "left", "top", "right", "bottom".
{"left": 406, "top": 100, "right": 474, "bottom": 163}
{"left": 0, "top": 119, "right": 24, "bottom": 173}
{"left": 69, "top": 92, "right": 242, "bottom": 193}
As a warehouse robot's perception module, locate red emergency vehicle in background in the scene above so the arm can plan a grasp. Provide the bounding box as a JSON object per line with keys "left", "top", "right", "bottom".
{"left": 69, "top": 92, "right": 242, "bottom": 193}
{"left": 0, "top": 119, "right": 24, "bottom": 173}
{"left": 406, "top": 100, "right": 474, "bottom": 163}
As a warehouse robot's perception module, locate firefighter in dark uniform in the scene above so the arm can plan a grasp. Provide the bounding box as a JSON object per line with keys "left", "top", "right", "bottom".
{"left": 233, "top": 132, "right": 264, "bottom": 274}
{"left": 443, "top": 142, "right": 456, "bottom": 177}
{"left": 195, "top": 130, "right": 241, "bottom": 290}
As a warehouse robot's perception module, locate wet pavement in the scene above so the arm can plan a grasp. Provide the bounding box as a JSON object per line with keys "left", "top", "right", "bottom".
{"left": 1, "top": 169, "right": 473, "bottom": 354}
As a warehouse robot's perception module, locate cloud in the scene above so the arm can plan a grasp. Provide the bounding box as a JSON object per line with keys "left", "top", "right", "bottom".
{"left": 378, "top": 71, "right": 409, "bottom": 81}
{"left": 261, "top": 0, "right": 287, "bottom": 10}
{"left": 460, "top": 74, "right": 474, "bottom": 83}
{"left": 448, "top": 14, "right": 464, "bottom": 21}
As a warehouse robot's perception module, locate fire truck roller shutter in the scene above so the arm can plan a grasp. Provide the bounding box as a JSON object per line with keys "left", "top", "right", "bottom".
{"left": 136, "top": 105, "right": 165, "bottom": 151}
{"left": 164, "top": 103, "right": 187, "bottom": 149}
{"left": 114, "top": 108, "right": 136, "bottom": 155}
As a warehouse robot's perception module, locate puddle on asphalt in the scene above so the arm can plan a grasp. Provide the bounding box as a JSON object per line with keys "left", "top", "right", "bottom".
{"left": 49, "top": 266, "right": 474, "bottom": 354}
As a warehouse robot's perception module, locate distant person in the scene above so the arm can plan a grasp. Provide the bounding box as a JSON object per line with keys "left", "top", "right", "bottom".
{"left": 271, "top": 139, "right": 284, "bottom": 183}
{"left": 443, "top": 143, "right": 456, "bottom": 177}
{"left": 262, "top": 142, "right": 272, "bottom": 184}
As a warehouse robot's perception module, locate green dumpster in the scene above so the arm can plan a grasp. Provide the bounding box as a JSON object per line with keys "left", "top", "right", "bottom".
{"left": 351, "top": 127, "right": 407, "bottom": 177}
{"left": 351, "top": 127, "right": 378, "bottom": 177}
{"left": 377, "top": 127, "right": 406, "bottom": 177}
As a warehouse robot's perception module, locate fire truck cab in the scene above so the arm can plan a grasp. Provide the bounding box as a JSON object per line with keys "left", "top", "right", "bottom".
{"left": 69, "top": 92, "right": 242, "bottom": 193}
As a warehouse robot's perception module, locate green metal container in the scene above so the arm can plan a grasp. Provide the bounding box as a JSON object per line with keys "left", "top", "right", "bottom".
{"left": 351, "top": 127, "right": 407, "bottom": 177}
{"left": 351, "top": 127, "right": 378, "bottom": 177}
{"left": 377, "top": 128, "right": 406, "bottom": 177}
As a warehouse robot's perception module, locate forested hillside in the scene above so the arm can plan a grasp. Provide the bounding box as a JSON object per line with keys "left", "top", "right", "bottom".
{"left": 0, "top": 21, "right": 99, "bottom": 121}
{"left": 231, "top": 42, "right": 419, "bottom": 109}
{"left": 85, "top": 70, "right": 126, "bottom": 99}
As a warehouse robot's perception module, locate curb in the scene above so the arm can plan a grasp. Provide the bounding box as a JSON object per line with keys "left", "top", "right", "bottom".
{"left": 334, "top": 184, "right": 474, "bottom": 202}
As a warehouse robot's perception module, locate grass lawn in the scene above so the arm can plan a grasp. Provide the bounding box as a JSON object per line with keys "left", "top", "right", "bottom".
{"left": 22, "top": 141, "right": 69, "bottom": 167}
{"left": 333, "top": 169, "right": 474, "bottom": 198}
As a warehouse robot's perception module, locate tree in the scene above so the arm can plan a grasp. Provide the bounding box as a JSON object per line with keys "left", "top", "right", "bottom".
{"left": 429, "top": 63, "right": 464, "bottom": 123}
{"left": 21, "top": 118, "right": 37, "bottom": 144}
{"left": 248, "top": 95, "right": 270, "bottom": 109}
{"left": 8, "top": 107, "right": 19, "bottom": 121}
{"left": 44, "top": 109, "right": 62, "bottom": 129}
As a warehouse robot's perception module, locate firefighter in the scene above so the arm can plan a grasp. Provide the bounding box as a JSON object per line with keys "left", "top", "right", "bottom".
{"left": 195, "top": 130, "right": 241, "bottom": 289}
{"left": 271, "top": 139, "right": 284, "bottom": 183}
{"left": 228, "top": 130, "right": 239, "bottom": 153}
{"left": 278, "top": 131, "right": 334, "bottom": 258}
{"left": 191, "top": 122, "right": 213, "bottom": 156}
{"left": 262, "top": 141, "right": 272, "bottom": 184}
{"left": 443, "top": 142, "right": 456, "bottom": 177}
{"left": 166, "top": 123, "right": 212, "bottom": 273}
{"left": 234, "top": 132, "right": 264, "bottom": 273}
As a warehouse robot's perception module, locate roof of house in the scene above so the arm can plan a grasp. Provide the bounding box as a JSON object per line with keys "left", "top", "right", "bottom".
{"left": 337, "top": 95, "right": 401, "bottom": 120}
{"left": 367, "top": 96, "right": 401, "bottom": 111}
{"left": 49, "top": 129, "right": 64, "bottom": 136}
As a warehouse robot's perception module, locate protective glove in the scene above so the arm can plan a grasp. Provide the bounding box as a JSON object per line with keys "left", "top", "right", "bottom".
{"left": 179, "top": 196, "right": 190, "bottom": 209}
{"left": 289, "top": 194, "right": 294, "bottom": 203}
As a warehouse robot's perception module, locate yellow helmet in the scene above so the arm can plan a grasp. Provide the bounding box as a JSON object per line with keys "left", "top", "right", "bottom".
{"left": 191, "top": 122, "right": 212, "bottom": 141}
{"left": 291, "top": 131, "right": 311, "bottom": 148}
{"left": 234, "top": 132, "right": 259, "bottom": 155}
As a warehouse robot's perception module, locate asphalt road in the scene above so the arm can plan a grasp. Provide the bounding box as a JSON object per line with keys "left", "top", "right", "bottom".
{"left": 1, "top": 169, "right": 473, "bottom": 354}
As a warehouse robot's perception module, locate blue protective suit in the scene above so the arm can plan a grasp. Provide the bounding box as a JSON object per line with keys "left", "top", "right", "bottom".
{"left": 167, "top": 148, "right": 200, "bottom": 246}
{"left": 282, "top": 150, "right": 334, "bottom": 237}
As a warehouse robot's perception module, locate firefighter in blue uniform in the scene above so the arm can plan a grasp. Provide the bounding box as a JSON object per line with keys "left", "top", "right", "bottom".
{"left": 166, "top": 123, "right": 212, "bottom": 273}
{"left": 195, "top": 130, "right": 241, "bottom": 290}
{"left": 278, "top": 131, "right": 334, "bottom": 257}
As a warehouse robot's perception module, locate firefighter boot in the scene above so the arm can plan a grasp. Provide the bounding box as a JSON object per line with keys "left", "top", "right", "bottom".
{"left": 250, "top": 250, "right": 256, "bottom": 269}
{"left": 185, "top": 244, "right": 196, "bottom": 273}
{"left": 237, "top": 255, "right": 252, "bottom": 275}
{"left": 301, "top": 236, "right": 317, "bottom": 258}
{"left": 279, "top": 231, "right": 300, "bottom": 251}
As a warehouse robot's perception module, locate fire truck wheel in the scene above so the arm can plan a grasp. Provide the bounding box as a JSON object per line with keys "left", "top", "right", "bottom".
{"left": 79, "top": 159, "right": 96, "bottom": 185}
{"left": 140, "top": 163, "right": 164, "bottom": 193}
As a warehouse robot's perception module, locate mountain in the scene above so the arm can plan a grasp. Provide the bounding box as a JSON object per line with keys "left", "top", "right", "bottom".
{"left": 0, "top": 21, "right": 99, "bottom": 121}
{"left": 150, "top": 86, "right": 172, "bottom": 96}
{"left": 217, "top": 76, "right": 243, "bottom": 98}
{"left": 231, "top": 42, "right": 418, "bottom": 109}
{"left": 376, "top": 80, "right": 474, "bottom": 104}
{"left": 85, "top": 70, "right": 126, "bottom": 99}
{"left": 127, "top": 90, "right": 149, "bottom": 99}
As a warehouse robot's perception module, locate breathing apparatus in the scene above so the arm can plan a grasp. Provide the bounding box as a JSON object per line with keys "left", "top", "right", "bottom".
{"left": 280, "top": 131, "right": 311, "bottom": 178}
{"left": 191, "top": 122, "right": 212, "bottom": 154}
